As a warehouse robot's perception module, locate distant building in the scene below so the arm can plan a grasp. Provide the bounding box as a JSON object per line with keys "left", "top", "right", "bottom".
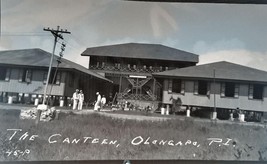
{"left": 153, "top": 61, "right": 267, "bottom": 120}
{"left": 81, "top": 43, "right": 198, "bottom": 108}
{"left": 0, "top": 48, "right": 112, "bottom": 106}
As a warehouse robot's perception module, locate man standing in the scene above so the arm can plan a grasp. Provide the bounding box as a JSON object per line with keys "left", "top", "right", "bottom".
{"left": 72, "top": 89, "right": 79, "bottom": 110}
{"left": 78, "top": 90, "right": 84, "bottom": 110}
{"left": 94, "top": 92, "right": 101, "bottom": 111}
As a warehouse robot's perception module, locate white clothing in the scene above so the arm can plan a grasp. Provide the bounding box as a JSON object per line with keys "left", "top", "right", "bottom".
{"left": 72, "top": 92, "right": 79, "bottom": 110}
{"left": 101, "top": 97, "right": 106, "bottom": 106}
{"left": 73, "top": 100, "right": 78, "bottom": 110}
{"left": 79, "top": 93, "right": 84, "bottom": 101}
{"left": 78, "top": 100, "right": 83, "bottom": 110}
{"left": 78, "top": 93, "right": 84, "bottom": 110}
{"left": 94, "top": 94, "right": 101, "bottom": 111}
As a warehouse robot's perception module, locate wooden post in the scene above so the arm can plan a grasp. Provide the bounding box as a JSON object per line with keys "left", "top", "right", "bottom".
{"left": 166, "top": 104, "right": 170, "bottom": 115}
{"left": 136, "top": 78, "right": 138, "bottom": 99}
{"left": 212, "top": 69, "right": 217, "bottom": 120}
{"left": 119, "top": 75, "right": 122, "bottom": 94}
{"left": 152, "top": 78, "right": 156, "bottom": 95}
{"left": 35, "top": 110, "right": 42, "bottom": 125}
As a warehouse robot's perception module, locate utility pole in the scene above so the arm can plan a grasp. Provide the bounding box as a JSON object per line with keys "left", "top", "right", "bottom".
{"left": 36, "top": 26, "right": 70, "bottom": 124}
{"left": 42, "top": 26, "right": 70, "bottom": 105}
{"left": 212, "top": 69, "right": 217, "bottom": 120}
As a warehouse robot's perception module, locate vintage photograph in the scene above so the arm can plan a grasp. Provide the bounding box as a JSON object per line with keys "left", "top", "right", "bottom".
{"left": 0, "top": 0, "right": 267, "bottom": 162}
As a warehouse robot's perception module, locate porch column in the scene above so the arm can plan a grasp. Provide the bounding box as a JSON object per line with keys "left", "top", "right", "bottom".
{"left": 136, "top": 78, "right": 139, "bottom": 99}
{"left": 166, "top": 104, "right": 170, "bottom": 115}
{"left": 119, "top": 75, "right": 122, "bottom": 93}
{"left": 229, "top": 110, "right": 234, "bottom": 121}
{"left": 211, "top": 111, "right": 217, "bottom": 120}
{"left": 186, "top": 106, "right": 191, "bottom": 117}
{"left": 152, "top": 78, "right": 156, "bottom": 96}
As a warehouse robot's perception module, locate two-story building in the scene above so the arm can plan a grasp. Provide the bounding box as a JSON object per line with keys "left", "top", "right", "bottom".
{"left": 153, "top": 61, "right": 267, "bottom": 121}
{"left": 0, "top": 48, "right": 112, "bottom": 106}
{"left": 81, "top": 43, "right": 198, "bottom": 108}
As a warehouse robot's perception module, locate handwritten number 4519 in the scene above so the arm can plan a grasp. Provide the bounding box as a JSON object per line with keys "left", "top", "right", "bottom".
{"left": 5, "top": 149, "right": 30, "bottom": 157}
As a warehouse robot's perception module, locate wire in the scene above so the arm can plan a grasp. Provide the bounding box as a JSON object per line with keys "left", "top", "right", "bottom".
{"left": 1, "top": 32, "right": 50, "bottom": 36}
{"left": 69, "top": 34, "right": 88, "bottom": 48}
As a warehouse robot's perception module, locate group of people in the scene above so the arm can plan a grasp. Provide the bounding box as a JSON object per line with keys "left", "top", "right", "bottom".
{"left": 72, "top": 89, "right": 84, "bottom": 110}
{"left": 72, "top": 89, "right": 106, "bottom": 111}
{"left": 94, "top": 92, "right": 106, "bottom": 111}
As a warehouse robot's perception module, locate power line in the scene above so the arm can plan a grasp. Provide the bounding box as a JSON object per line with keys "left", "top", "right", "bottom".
{"left": 1, "top": 34, "right": 51, "bottom": 36}
{"left": 69, "top": 33, "right": 88, "bottom": 48}
{"left": 1, "top": 32, "right": 51, "bottom": 36}
{"left": 58, "top": 39, "right": 84, "bottom": 52}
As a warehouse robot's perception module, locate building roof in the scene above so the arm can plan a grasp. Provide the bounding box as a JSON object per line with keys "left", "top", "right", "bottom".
{"left": 153, "top": 61, "right": 267, "bottom": 83}
{"left": 81, "top": 43, "right": 199, "bottom": 63}
{"left": 0, "top": 48, "right": 112, "bottom": 83}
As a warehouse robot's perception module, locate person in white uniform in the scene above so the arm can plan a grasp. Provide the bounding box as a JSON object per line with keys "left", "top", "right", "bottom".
{"left": 72, "top": 89, "right": 79, "bottom": 110}
{"left": 101, "top": 95, "right": 106, "bottom": 109}
{"left": 94, "top": 92, "right": 101, "bottom": 111}
{"left": 78, "top": 90, "right": 84, "bottom": 110}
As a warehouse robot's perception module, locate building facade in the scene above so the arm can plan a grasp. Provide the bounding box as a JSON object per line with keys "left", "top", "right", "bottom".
{"left": 81, "top": 43, "right": 198, "bottom": 108}
{"left": 0, "top": 49, "right": 112, "bottom": 106}
{"left": 154, "top": 61, "right": 267, "bottom": 120}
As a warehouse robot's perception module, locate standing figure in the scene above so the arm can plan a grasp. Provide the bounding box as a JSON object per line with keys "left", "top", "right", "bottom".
{"left": 78, "top": 90, "right": 84, "bottom": 110}
{"left": 72, "top": 89, "right": 79, "bottom": 110}
{"left": 101, "top": 95, "right": 106, "bottom": 110}
{"left": 94, "top": 92, "right": 101, "bottom": 111}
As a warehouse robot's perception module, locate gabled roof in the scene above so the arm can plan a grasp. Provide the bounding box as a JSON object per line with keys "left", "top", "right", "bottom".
{"left": 153, "top": 61, "right": 267, "bottom": 83}
{"left": 81, "top": 43, "right": 199, "bottom": 63}
{"left": 0, "top": 48, "right": 112, "bottom": 83}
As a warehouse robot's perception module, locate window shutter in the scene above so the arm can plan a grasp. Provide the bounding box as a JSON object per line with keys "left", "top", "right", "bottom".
{"left": 248, "top": 84, "right": 253, "bottom": 99}
{"left": 26, "top": 70, "right": 32, "bottom": 83}
{"left": 234, "top": 84, "right": 239, "bottom": 98}
{"left": 18, "top": 70, "right": 23, "bottom": 82}
{"left": 194, "top": 81, "right": 198, "bottom": 94}
{"left": 5, "top": 68, "right": 11, "bottom": 81}
{"left": 221, "top": 82, "right": 225, "bottom": 97}
{"left": 207, "top": 82, "right": 211, "bottom": 96}
{"left": 168, "top": 79, "right": 172, "bottom": 93}
{"left": 43, "top": 72, "right": 48, "bottom": 84}
{"left": 56, "top": 72, "right": 61, "bottom": 85}
{"left": 181, "top": 80, "right": 185, "bottom": 94}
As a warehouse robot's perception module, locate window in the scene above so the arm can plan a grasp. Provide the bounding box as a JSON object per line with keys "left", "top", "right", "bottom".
{"left": 19, "top": 69, "right": 32, "bottom": 83}
{"left": 194, "top": 80, "right": 209, "bottom": 95}
{"left": 249, "top": 84, "right": 264, "bottom": 100}
{"left": 43, "top": 70, "right": 61, "bottom": 85}
{"left": 49, "top": 70, "right": 61, "bottom": 84}
{"left": 168, "top": 79, "right": 185, "bottom": 94}
{"left": 221, "top": 82, "right": 239, "bottom": 98}
{"left": 173, "top": 79, "right": 181, "bottom": 93}
{"left": 0, "top": 67, "right": 10, "bottom": 81}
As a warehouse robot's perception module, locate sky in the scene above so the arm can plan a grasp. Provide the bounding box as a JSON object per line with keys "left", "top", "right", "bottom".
{"left": 1, "top": 0, "right": 267, "bottom": 71}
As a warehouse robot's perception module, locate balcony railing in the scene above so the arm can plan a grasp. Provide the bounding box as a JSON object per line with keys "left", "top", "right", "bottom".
{"left": 117, "top": 93, "right": 158, "bottom": 101}
{"left": 89, "top": 65, "right": 176, "bottom": 73}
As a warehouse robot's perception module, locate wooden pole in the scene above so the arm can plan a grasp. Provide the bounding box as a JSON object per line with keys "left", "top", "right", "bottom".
{"left": 152, "top": 77, "right": 156, "bottom": 95}
{"left": 213, "top": 69, "right": 216, "bottom": 113}
{"left": 119, "top": 75, "right": 122, "bottom": 94}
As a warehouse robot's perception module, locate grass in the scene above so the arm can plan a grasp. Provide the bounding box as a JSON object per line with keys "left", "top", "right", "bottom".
{"left": 0, "top": 109, "right": 267, "bottom": 161}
